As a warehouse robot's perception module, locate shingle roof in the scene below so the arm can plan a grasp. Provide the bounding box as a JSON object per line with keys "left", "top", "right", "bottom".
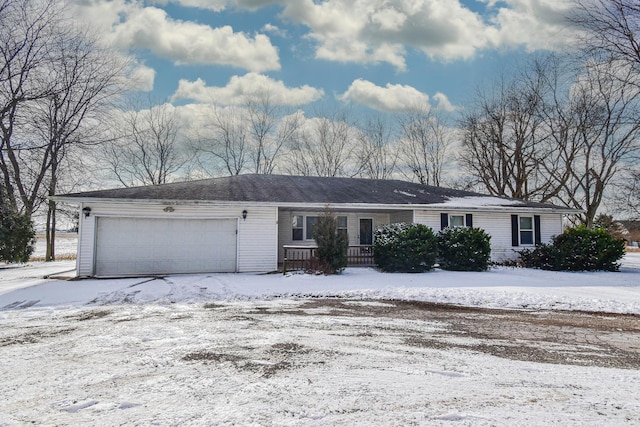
{"left": 56, "top": 174, "right": 569, "bottom": 210}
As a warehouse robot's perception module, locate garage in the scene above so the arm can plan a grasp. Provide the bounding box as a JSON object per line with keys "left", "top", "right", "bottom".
{"left": 94, "top": 217, "right": 237, "bottom": 276}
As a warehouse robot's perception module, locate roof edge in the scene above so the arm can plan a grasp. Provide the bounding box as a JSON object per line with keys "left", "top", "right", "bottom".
{"left": 50, "top": 196, "right": 582, "bottom": 214}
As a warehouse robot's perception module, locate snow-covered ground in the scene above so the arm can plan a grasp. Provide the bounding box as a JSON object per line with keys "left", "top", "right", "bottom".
{"left": 1, "top": 255, "right": 639, "bottom": 425}
{"left": 1, "top": 252, "right": 640, "bottom": 314}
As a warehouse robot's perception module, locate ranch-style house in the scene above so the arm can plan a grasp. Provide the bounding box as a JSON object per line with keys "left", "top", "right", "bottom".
{"left": 54, "top": 174, "right": 577, "bottom": 277}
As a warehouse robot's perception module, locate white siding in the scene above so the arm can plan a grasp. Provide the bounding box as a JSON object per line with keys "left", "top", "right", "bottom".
{"left": 77, "top": 202, "right": 277, "bottom": 276}
{"left": 77, "top": 203, "right": 95, "bottom": 276}
{"left": 389, "top": 210, "right": 414, "bottom": 224}
{"left": 414, "top": 210, "right": 564, "bottom": 262}
{"left": 413, "top": 210, "right": 441, "bottom": 231}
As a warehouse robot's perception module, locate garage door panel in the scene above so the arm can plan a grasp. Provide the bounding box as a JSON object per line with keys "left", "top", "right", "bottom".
{"left": 95, "top": 217, "right": 237, "bottom": 276}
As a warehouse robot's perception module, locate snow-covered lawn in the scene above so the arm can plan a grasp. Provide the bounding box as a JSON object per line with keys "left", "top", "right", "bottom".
{"left": 1, "top": 255, "right": 639, "bottom": 425}
{"left": 2, "top": 252, "right": 640, "bottom": 313}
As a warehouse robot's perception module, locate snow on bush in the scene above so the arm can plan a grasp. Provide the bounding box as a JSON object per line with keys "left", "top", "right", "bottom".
{"left": 437, "top": 226, "right": 491, "bottom": 271}
{"left": 520, "top": 226, "right": 625, "bottom": 271}
{"left": 373, "top": 223, "right": 437, "bottom": 272}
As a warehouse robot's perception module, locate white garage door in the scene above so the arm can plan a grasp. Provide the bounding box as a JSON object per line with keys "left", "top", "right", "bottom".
{"left": 95, "top": 217, "right": 237, "bottom": 276}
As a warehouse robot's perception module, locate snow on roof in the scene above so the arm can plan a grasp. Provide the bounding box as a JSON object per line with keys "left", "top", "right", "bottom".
{"left": 436, "top": 196, "right": 523, "bottom": 208}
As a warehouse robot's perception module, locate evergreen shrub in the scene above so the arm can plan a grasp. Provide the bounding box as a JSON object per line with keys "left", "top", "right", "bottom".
{"left": 373, "top": 223, "right": 437, "bottom": 272}
{"left": 0, "top": 186, "right": 35, "bottom": 263}
{"left": 519, "top": 226, "right": 625, "bottom": 271}
{"left": 311, "top": 210, "right": 348, "bottom": 274}
{"left": 438, "top": 226, "right": 491, "bottom": 271}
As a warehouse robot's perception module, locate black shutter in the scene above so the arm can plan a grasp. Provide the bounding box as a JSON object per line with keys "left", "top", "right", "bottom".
{"left": 440, "top": 213, "right": 448, "bottom": 230}
{"left": 511, "top": 215, "right": 519, "bottom": 247}
{"left": 465, "top": 214, "right": 473, "bottom": 228}
{"left": 534, "top": 215, "right": 542, "bottom": 245}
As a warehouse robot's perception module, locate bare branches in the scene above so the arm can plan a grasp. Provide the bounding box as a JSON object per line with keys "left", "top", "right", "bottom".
{"left": 355, "top": 114, "right": 397, "bottom": 180}
{"left": 191, "top": 91, "right": 301, "bottom": 176}
{"left": 285, "top": 109, "right": 357, "bottom": 177}
{"left": 102, "top": 102, "right": 186, "bottom": 187}
{"left": 570, "top": 0, "right": 640, "bottom": 72}
{"left": 190, "top": 105, "right": 249, "bottom": 176}
{"left": 398, "top": 106, "right": 451, "bottom": 186}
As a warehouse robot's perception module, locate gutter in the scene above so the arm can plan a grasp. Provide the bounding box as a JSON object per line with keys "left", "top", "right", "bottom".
{"left": 50, "top": 196, "right": 582, "bottom": 215}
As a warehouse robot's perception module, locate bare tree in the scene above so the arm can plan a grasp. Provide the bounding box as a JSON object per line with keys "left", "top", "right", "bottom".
{"left": 286, "top": 109, "right": 357, "bottom": 177}
{"left": 244, "top": 91, "right": 300, "bottom": 174}
{"left": 398, "top": 105, "right": 451, "bottom": 186}
{"left": 29, "top": 29, "right": 126, "bottom": 260}
{"left": 553, "top": 60, "right": 640, "bottom": 227}
{"left": 191, "top": 91, "right": 301, "bottom": 177}
{"left": 355, "top": 114, "right": 397, "bottom": 180}
{"left": 191, "top": 105, "right": 249, "bottom": 176}
{"left": 570, "top": 0, "right": 640, "bottom": 222}
{"left": 103, "top": 101, "right": 186, "bottom": 187}
{"left": 461, "top": 53, "right": 640, "bottom": 226}
{"left": 571, "top": 0, "right": 640, "bottom": 72}
{"left": 0, "top": 0, "right": 127, "bottom": 260}
{"left": 0, "top": 0, "right": 59, "bottom": 214}
{"left": 619, "top": 169, "right": 640, "bottom": 219}
{"left": 458, "top": 65, "right": 566, "bottom": 201}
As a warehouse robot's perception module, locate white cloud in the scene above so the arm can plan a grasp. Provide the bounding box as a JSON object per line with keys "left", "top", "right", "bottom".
{"left": 277, "top": 0, "right": 575, "bottom": 69}
{"left": 110, "top": 6, "right": 280, "bottom": 71}
{"left": 280, "top": 0, "right": 489, "bottom": 69}
{"left": 338, "top": 79, "right": 430, "bottom": 112}
{"left": 128, "top": 64, "right": 156, "bottom": 92}
{"left": 171, "top": 73, "right": 324, "bottom": 106}
{"left": 432, "top": 92, "right": 456, "bottom": 112}
{"left": 486, "top": 0, "right": 574, "bottom": 51}
{"left": 68, "top": 1, "right": 280, "bottom": 72}
{"left": 146, "top": 0, "right": 228, "bottom": 12}
{"left": 146, "top": 0, "right": 281, "bottom": 12}
{"left": 262, "top": 23, "right": 287, "bottom": 38}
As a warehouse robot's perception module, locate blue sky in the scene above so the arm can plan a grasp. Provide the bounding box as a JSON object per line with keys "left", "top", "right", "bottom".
{"left": 69, "top": 0, "right": 574, "bottom": 115}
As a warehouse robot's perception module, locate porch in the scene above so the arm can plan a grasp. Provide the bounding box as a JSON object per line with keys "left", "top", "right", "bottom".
{"left": 282, "top": 245, "right": 374, "bottom": 274}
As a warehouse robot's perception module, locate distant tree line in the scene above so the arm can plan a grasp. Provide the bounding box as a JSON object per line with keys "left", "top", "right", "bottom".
{"left": 2, "top": 0, "right": 640, "bottom": 263}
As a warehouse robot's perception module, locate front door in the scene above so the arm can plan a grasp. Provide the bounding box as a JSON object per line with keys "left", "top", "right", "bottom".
{"left": 359, "top": 218, "right": 373, "bottom": 246}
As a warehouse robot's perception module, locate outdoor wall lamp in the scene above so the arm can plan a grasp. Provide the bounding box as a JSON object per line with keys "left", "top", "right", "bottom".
{"left": 242, "top": 209, "right": 248, "bottom": 220}
{"left": 82, "top": 207, "right": 91, "bottom": 218}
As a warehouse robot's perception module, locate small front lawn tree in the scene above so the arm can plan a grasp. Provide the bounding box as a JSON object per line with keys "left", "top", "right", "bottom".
{"left": 312, "top": 209, "right": 349, "bottom": 274}
{"left": 374, "top": 223, "right": 438, "bottom": 272}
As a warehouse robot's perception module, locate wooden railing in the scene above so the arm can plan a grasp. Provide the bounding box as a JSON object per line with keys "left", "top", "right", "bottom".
{"left": 282, "top": 245, "right": 374, "bottom": 274}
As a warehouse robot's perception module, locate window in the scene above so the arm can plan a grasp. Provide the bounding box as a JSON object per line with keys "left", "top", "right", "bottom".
{"left": 519, "top": 216, "right": 534, "bottom": 245}
{"left": 449, "top": 215, "right": 465, "bottom": 227}
{"left": 441, "top": 213, "right": 473, "bottom": 229}
{"left": 292, "top": 214, "right": 349, "bottom": 241}
{"left": 292, "top": 215, "right": 303, "bottom": 241}
{"left": 512, "top": 215, "right": 541, "bottom": 247}
{"left": 338, "top": 216, "right": 348, "bottom": 238}
{"left": 306, "top": 216, "right": 318, "bottom": 240}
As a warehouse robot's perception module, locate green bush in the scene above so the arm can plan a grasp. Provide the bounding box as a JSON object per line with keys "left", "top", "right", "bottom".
{"left": 311, "top": 210, "right": 348, "bottom": 274}
{"left": 374, "top": 223, "right": 437, "bottom": 272}
{"left": 519, "top": 226, "right": 625, "bottom": 271}
{"left": 0, "top": 186, "right": 35, "bottom": 263}
{"left": 438, "top": 227, "right": 492, "bottom": 271}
